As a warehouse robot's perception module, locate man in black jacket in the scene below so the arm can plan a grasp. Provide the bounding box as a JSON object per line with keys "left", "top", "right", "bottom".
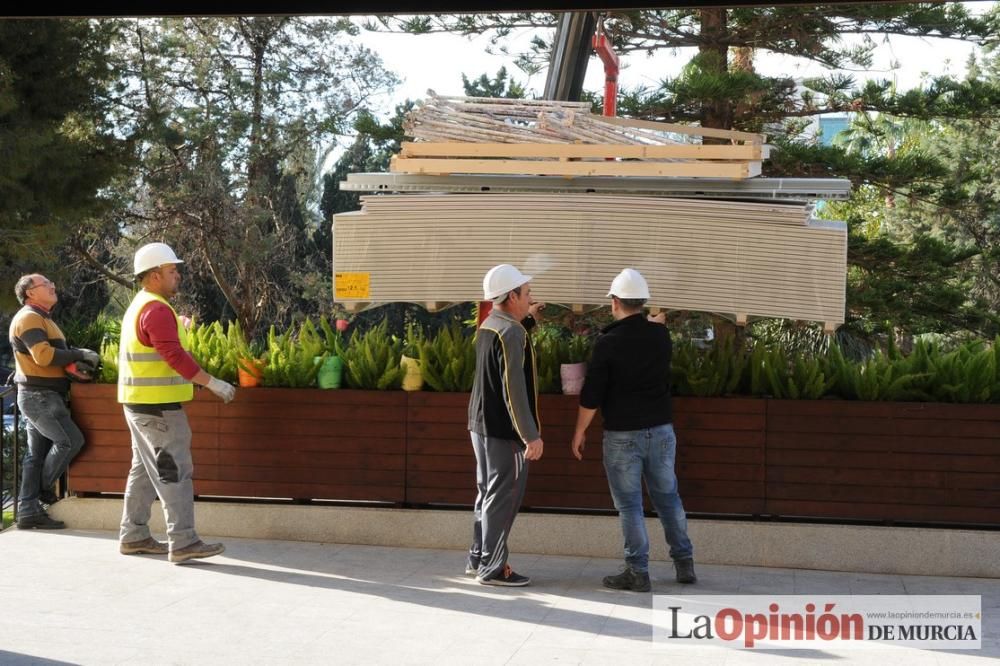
{"left": 466, "top": 264, "right": 544, "bottom": 586}
{"left": 571, "top": 268, "right": 696, "bottom": 591}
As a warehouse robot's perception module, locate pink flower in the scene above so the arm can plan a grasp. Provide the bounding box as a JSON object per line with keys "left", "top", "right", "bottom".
{"left": 336, "top": 319, "right": 350, "bottom": 332}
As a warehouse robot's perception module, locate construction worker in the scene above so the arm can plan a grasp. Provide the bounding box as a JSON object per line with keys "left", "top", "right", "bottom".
{"left": 117, "top": 242, "right": 236, "bottom": 563}
{"left": 466, "top": 264, "right": 544, "bottom": 586}
{"left": 571, "top": 268, "right": 696, "bottom": 591}
{"left": 9, "top": 274, "right": 100, "bottom": 529}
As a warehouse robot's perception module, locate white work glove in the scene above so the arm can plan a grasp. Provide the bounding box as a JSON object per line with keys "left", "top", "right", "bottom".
{"left": 78, "top": 349, "right": 101, "bottom": 366}
{"left": 206, "top": 376, "right": 237, "bottom": 404}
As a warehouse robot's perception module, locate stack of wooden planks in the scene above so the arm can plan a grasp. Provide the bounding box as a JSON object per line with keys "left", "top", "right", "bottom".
{"left": 393, "top": 93, "right": 768, "bottom": 180}
{"left": 333, "top": 193, "right": 846, "bottom": 331}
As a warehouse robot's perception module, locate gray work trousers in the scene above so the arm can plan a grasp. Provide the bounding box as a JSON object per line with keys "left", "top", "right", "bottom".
{"left": 468, "top": 432, "right": 529, "bottom": 580}
{"left": 119, "top": 407, "right": 199, "bottom": 550}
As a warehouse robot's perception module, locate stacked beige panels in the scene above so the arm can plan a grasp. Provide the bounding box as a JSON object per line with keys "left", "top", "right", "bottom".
{"left": 333, "top": 193, "right": 846, "bottom": 331}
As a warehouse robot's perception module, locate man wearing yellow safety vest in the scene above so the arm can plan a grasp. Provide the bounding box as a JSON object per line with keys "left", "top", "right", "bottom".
{"left": 117, "top": 242, "right": 237, "bottom": 563}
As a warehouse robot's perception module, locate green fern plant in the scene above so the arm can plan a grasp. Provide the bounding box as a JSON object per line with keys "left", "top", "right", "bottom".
{"left": 318, "top": 316, "right": 342, "bottom": 355}
{"left": 532, "top": 324, "right": 563, "bottom": 394}
{"left": 98, "top": 339, "right": 119, "bottom": 383}
{"left": 261, "top": 320, "right": 327, "bottom": 388}
{"left": 419, "top": 322, "right": 475, "bottom": 392}
{"left": 227, "top": 321, "right": 263, "bottom": 376}
{"left": 561, "top": 334, "right": 592, "bottom": 365}
{"left": 673, "top": 336, "right": 747, "bottom": 397}
{"left": 334, "top": 321, "right": 404, "bottom": 390}
{"left": 403, "top": 323, "right": 425, "bottom": 359}
{"left": 188, "top": 320, "right": 237, "bottom": 383}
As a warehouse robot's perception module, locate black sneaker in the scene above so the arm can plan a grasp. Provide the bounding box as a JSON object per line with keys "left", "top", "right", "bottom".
{"left": 465, "top": 557, "right": 480, "bottom": 576}
{"left": 478, "top": 563, "right": 531, "bottom": 587}
{"left": 603, "top": 565, "right": 651, "bottom": 592}
{"left": 675, "top": 558, "right": 698, "bottom": 584}
{"left": 17, "top": 513, "right": 66, "bottom": 530}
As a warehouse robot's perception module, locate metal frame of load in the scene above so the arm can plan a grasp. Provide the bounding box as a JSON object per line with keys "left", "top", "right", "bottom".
{"left": 340, "top": 172, "right": 853, "bottom": 201}
{"left": 332, "top": 193, "right": 847, "bottom": 331}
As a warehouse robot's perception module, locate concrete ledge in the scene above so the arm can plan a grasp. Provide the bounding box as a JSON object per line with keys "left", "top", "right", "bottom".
{"left": 50, "top": 497, "right": 1000, "bottom": 578}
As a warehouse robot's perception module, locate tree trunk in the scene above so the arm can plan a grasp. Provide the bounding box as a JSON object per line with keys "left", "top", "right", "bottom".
{"left": 698, "top": 8, "right": 731, "bottom": 139}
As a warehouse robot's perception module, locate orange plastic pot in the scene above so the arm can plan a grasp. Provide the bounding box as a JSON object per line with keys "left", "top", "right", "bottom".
{"left": 237, "top": 359, "right": 264, "bottom": 388}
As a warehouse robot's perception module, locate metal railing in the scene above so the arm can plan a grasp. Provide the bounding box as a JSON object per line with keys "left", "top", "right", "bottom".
{"left": 1, "top": 384, "right": 22, "bottom": 530}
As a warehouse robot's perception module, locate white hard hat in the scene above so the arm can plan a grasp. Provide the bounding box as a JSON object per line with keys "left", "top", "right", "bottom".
{"left": 134, "top": 242, "right": 184, "bottom": 275}
{"left": 483, "top": 264, "right": 532, "bottom": 301}
{"left": 607, "top": 268, "right": 651, "bottom": 299}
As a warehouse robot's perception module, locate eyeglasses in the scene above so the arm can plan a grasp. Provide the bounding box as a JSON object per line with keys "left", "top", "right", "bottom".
{"left": 27, "top": 279, "right": 56, "bottom": 291}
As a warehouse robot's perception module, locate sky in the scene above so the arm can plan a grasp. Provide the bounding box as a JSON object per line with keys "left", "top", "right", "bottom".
{"left": 351, "top": 8, "right": 986, "bottom": 121}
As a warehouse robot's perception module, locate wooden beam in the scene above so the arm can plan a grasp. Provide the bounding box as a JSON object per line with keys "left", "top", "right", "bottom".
{"left": 401, "top": 141, "right": 771, "bottom": 161}
{"left": 391, "top": 156, "right": 761, "bottom": 179}
{"left": 597, "top": 115, "right": 765, "bottom": 144}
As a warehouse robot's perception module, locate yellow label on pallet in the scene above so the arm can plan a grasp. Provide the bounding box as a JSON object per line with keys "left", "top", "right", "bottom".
{"left": 335, "top": 272, "right": 370, "bottom": 299}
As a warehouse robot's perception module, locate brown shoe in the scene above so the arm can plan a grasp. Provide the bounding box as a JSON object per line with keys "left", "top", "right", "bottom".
{"left": 120, "top": 537, "right": 169, "bottom": 555}
{"left": 169, "top": 540, "right": 225, "bottom": 564}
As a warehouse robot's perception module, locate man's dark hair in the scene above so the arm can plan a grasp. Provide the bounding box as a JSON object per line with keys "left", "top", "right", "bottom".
{"left": 496, "top": 285, "right": 522, "bottom": 305}
{"left": 14, "top": 275, "right": 35, "bottom": 305}
{"left": 615, "top": 296, "right": 647, "bottom": 312}
{"left": 135, "top": 267, "right": 159, "bottom": 284}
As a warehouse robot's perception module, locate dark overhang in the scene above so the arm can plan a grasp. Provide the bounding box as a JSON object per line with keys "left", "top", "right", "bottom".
{"left": 5, "top": 1, "right": 910, "bottom": 19}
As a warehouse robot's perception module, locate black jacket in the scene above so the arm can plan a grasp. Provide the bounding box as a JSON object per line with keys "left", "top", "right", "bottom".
{"left": 579, "top": 313, "right": 673, "bottom": 431}
{"left": 467, "top": 310, "right": 540, "bottom": 443}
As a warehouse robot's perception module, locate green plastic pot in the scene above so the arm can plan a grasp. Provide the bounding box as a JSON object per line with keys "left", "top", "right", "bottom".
{"left": 317, "top": 355, "right": 343, "bottom": 389}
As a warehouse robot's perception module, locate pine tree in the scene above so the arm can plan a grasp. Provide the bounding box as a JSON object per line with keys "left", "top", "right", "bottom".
{"left": 0, "top": 19, "right": 127, "bottom": 312}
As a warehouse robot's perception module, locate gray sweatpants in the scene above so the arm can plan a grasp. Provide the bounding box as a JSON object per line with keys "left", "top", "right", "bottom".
{"left": 119, "top": 407, "right": 199, "bottom": 550}
{"left": 468, "top": 432, "right": 528, "bottom": 580}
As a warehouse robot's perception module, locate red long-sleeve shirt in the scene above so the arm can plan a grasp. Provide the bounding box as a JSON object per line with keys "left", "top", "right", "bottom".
{"left": 136, "top": 302, "right": 201, "bottom": 380}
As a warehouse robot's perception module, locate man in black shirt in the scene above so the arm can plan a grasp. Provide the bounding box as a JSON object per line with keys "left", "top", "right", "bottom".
{"left": 571, "top": 268, "right": 696, "bottom": 591}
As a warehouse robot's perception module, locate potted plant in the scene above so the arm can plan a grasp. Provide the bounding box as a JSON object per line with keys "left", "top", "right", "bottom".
{"left": 559, "top": 334, "right": 591, "bottom": 395}
{"left": 224, "top": 320, "right": 265, "bottom": 388}
{"left": 400, "top": 324, "right": 425, "bottom": 392}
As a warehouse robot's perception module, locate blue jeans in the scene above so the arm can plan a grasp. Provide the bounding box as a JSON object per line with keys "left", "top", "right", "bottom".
{"left": 602, "top": 423, "right": 693, "bottom": 572}
{"left": 16, "top": 388, "right": 85, "bottom": 518}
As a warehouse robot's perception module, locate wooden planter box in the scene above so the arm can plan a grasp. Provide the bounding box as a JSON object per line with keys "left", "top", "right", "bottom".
{"left": 69, "top": 384, "right": 407, "bottom": 503}
{"left": 405, "top": 392, "right": 615, "bottom": 510}
{"left": 765, "top": 400, "right": 1000, "bottom": 525}
{"left": 405, "top": 393, "right": 765, "bottom": 514}
{"left": 68, "top": 384, "right": 1000, "bottom": 526}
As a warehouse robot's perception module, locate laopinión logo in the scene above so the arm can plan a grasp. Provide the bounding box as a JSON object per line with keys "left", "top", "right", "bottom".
{"left": 652, "top": 595, "right": 981, "bottom": 650}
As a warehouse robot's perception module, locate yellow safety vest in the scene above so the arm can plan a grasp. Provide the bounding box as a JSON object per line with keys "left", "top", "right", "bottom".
{"left": 117, "top": 290, "right": 194, "bottom": 404}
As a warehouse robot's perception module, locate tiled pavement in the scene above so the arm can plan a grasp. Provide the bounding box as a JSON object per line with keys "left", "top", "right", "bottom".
{"left": 0, "top": 528, "right": 996, "bottom": 665}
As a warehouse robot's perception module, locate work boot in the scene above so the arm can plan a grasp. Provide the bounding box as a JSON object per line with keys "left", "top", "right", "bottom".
{"left": 168, "top": 540, "right": 226, "bottom": 564}
{"left": 120, "top": 537, "right": 169, "bottom": 555}
{"left": 602, "top": 565, "right": 651, "bottom": 592}
{"left": 17, "top": 513, "right": 66, "bottom": 530}
{"left": 39, "top": 489, "right": 60, "bottom": 505}
{"left": 675, "top": 558, "right": 698, "bottom": 584}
